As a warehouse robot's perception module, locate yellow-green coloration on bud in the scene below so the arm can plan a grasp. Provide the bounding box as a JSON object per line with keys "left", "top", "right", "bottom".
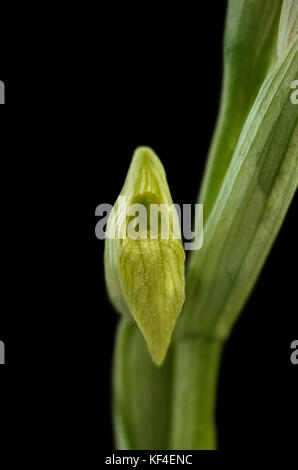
{"left": 119, "top": 238, "right": 184, "bottom": 365}
{"left": 104, "top": 147, "right": 185, "bottom": 365}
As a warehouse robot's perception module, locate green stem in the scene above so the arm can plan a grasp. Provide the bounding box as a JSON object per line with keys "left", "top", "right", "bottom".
{"left": 170, "top": 335, "right": 224, "bottom": 450}
{"left": 113, "top": 317, "right": 172, "bottom": 450}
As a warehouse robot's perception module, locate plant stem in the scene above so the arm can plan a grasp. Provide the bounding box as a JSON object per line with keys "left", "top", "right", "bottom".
{"left": 170, "top": 334, "right": 224, "bottom": 450}
{"left": 113, "top": 317, "right": 172, "bottom": 450}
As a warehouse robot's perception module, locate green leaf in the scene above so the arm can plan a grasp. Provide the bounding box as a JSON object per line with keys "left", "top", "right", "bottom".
{"left": 177, "top": 36, "right": 298, "bottom": 340}
{"left": 199, "top": 0, "right": 282, "bottom": 222}
{"left": 278, "top": 0, "right": 298, "bottom": 57}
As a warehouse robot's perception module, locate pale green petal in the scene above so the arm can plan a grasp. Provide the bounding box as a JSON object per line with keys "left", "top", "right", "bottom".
{"left": 119, "top": 238, "right": 185, "bottom": 365}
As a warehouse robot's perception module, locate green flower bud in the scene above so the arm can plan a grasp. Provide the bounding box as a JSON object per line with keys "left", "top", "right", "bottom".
{"left": 104, "top": 147, "right": 185, "bottom": 365}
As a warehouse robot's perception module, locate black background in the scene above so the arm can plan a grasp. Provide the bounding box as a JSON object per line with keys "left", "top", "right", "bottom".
{"left": 0, "top": 0, "right": 297, "bottom": 455}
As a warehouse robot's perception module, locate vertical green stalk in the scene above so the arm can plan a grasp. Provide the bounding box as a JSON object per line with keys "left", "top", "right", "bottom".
{"left": 113, "top": 317, "right": 172, "bottom": 449}
{"left": 170, "top": 336, "right": 223, "bottom": 450}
